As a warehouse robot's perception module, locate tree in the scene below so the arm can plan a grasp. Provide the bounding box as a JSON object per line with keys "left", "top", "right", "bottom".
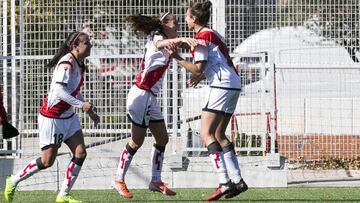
{"left": 277, "top": 0, "right": 359, "bottom": 62}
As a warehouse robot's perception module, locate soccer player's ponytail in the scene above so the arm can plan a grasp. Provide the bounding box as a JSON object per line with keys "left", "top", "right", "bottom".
{"left": 47, "top": 31, "right": 87, "bottom": 69}
{"left": 125, "top": 12, "right": 171, "bottom": 36}
{"left": 125, "top": 15, "right": 162, "bottom": 35}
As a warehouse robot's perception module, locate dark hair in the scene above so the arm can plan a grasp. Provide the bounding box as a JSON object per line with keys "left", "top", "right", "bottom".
{"left": 125, "top": 13, "right": 171, "bottom": 35}
{"left": 47, "top": 31, "right": 88, "bottom": 69}
{"left": 189, "top": 1, "right": 212, "bottom": 26}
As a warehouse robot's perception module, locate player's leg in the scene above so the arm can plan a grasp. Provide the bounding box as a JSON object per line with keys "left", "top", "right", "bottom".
{"left": 148, "top": 121, "right": 176, "bottom": 196}
{"left": 201, "top": 110, "right": 233, "bottom": 201}
{"left": 214, "top": 114, "right": 247, "bottom": 199}
{"left": 214, "top": 89, "right": 248, "bottom": 199}
{"left": 113, "top": 86, "right": 149, "bottom": 198}
{"left": 5, "top": 114, "right": 59, "bottom": 202}
{"left": 201, "top": 88, "right": 235, "bottom": 201}
{"left": 116, "top": 125, "right": 145, "bottom": 182}
{"left": 56, "top": 129, "right": 85, "bottom": 203}
{"left": 56, "top": 114, "right": 85, "bottom": 203}
{"left": 113, "top": 124, "right": 146, "bottom": 198}
{"left": 4, "top": 146, "right": 57, "bottom": 202}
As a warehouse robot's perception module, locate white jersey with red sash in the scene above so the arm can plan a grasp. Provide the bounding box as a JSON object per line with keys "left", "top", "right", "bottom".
{"left": 40, "top": 53, "right": 84, "bottom": 119}
{"left": 135, "top": 33, "right": 171, "bottom": 94}
{"left": 127, "top": 33, "right": 170, "bottom": 127}
{"left": 192, "top": 28, "right": 241, "bottom": 90}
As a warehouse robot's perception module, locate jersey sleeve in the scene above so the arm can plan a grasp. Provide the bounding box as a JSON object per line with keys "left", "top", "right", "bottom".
{"left": 153, "top": 34, "right": 164, "bottom": 45}
{"left": 53, "top": 83, "right": 84, "bottom": 109}
{"left": 194, "top": 42, "right": 208, "bottom": 63}
{"left": 53, "top": 62, "right": 72, "bottom": 84}
{"left": 77, "top": 92, "right": 85, "bottom": 102}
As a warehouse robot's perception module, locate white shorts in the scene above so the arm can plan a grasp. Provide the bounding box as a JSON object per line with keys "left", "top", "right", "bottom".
{"left": 38, "top": 113, "right": 81, "bottom": 149}
{"left": 203, "top": 87, "right": 240, "bottom": 115}
{"left": 126, "top": 85, "right": 163, "bottom": 128}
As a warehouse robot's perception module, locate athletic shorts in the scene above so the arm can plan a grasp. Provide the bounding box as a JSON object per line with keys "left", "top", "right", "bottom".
{"left": 38, "top": 113, "right": 81, "bottom": 149}
{"left": 126, "top": 85, "right": 163, "bottom": 128}
{"left": 202, "top": 87, "right": 240, "bottom": 116}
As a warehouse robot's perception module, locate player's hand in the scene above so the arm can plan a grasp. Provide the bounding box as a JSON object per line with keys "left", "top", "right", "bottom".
{"left": 166, "top": 42, "right": 178, "bottom": 56}
{"left": 82, "top": 101, "right": 93, "bottom": 112}
{"left": 181, "top": 38, "right": 199, "bottom": 51}
{"left": 166, "top": 41, "right": 177, "bottom": 51}
{"left": 88, "top": 107, "right": 100, "bottom": 127}
{"left": 181, "top": 38, "right": 198, "bottom": 47}
{"left": 187, "top": 74, "right": 203, "bottom": 88}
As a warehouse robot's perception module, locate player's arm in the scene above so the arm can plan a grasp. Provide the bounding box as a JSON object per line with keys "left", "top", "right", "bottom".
{"left": 53, "top": 63, "right": 92, "bottom": 112}
{"left": 155, "top": 37, "right": 198, "bottom": 50}
{"left": 77, "top": 90, "right": 100, "bottom": 126}
{"left": 54, "top": 83, "right": 93, "bottom": 111}
{"left": 188, "top": 73, "right": 206, "bottom": 88}
{"left": 172, "top": 43, "right": 208, "bottom": 76}
{"left": 173, "top": 54, "right": 205, "bottom": 76}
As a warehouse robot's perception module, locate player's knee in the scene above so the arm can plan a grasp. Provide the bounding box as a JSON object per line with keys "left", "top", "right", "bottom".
{"left": 200, "top": 132, "right": 215, "bottom": 143}
{"left": 162, "top": 136, "right": 169, "bottom": 145}
{"left": 37, "top": 157, "right": 54, "bottom": 169}
{"left": 42, "top": 162, "right": 53, "bottom": 168}
{"left": 216, "top": 135, "right": 230, "bottom": 147}
{"left": 75, "top": 149, "right": 87, "bottom": 161}
{"left": 154, "top": 133, "right": 169, "bottom": 146}
{"left": 129, "top": 139, "right": 142, "bottom": 149}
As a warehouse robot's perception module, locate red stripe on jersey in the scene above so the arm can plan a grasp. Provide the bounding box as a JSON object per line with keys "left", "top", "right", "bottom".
{"left": 40, "top": 76, "right": 84, "bottom": 118}
{"left": 195, "top": 30, "right": 238, "bottom": 74}
{"left": 135, "top": 59, "right": 170, "bottom": 91}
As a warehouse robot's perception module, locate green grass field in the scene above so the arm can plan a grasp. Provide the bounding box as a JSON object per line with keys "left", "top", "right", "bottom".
{"left": 1, "top": 187, "right": 360, "bottom": 202}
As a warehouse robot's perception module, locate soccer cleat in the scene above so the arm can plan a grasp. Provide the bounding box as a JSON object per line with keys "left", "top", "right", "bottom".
{"left": 55, "top": 195, "right": 82, "bottom": 203}
{"left": 207, "top": 181, "right": 233, "bottom": 201}
{"left": 4, "top": 176, "right": 17, "bottom": 202}
{"left": 148, "top": 181, "right": 176, "bottom": 196}
{"left": 225, "top": 179, "right": 248, "bottom": 199}
{"left": 112, "top": 179, "right": 133, "bottom": 198}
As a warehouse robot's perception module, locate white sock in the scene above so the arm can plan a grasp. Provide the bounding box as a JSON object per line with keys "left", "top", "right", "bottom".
{"left": 58, "top": 161, "right": 82, "bottom": 197}
{"left": 116, "top": 146, "right": 133, "bottom": 181}
{"left": 11, "top": 158, "right": 41, "bottom": 185}
{"left": 209, "top": 151, "right": 230, "bottom": 184}
{"left": 224, "top": 148, "right": 242, "bottom": 184}
{"left": 151, "top": 144, "right": 164, "bottom": 182}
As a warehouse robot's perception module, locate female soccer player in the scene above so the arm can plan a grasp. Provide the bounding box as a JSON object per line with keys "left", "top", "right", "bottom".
{"left": 4, "top": 31, "right": 100, "bottom": 203}
{"left": 112, "top": 12, "right": 198, "bottom": 198}
{"left": 171, "top": 1, "right": 248, "bottom": 201}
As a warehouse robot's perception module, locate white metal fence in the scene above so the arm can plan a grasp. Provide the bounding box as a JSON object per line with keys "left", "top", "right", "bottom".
{"left": 0, "top": 0, "right": 359, "bottom": 162}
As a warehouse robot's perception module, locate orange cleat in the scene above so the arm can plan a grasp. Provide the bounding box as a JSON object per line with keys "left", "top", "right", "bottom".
{"left": 149, "top": 181, "right": 176, "bottom": 196}
{"left": 207, "top": 181, "right": 233, "bottom": 201}
{"left": 112, "top": 179, "right": 133, "bottom": 199}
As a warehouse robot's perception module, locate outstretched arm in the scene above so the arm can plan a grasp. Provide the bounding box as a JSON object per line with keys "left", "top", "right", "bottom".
{"left": 155, "top": 37, "right": 198, "bottom": 50}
